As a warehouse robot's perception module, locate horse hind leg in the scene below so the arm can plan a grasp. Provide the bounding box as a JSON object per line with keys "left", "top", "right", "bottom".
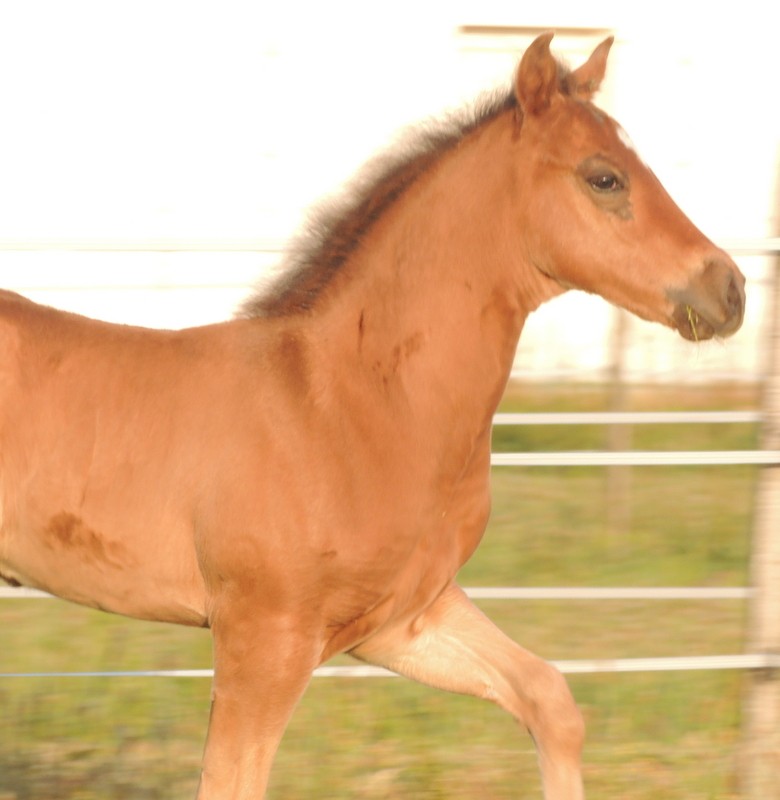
{"left": 352, "top": 582, "right": 585, "bottom": 800}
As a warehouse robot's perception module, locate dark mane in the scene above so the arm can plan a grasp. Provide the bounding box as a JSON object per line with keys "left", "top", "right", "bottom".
{"left": 238, "top": 87, "right": 519, "bottom": 318}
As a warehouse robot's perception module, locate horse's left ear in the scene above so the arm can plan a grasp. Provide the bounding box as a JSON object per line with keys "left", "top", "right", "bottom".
{"left": 515, "top": 32, "right": 559, "bottom": 116}
{"left": 565, "top": 36, "right": 614, "bottom": 100}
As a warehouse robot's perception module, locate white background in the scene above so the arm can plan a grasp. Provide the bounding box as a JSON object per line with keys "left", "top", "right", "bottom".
{"left": 0, "top": 1, "right": 776, "bottom": 380}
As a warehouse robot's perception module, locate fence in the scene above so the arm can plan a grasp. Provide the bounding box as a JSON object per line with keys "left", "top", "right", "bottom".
{"left": 1, "top": 243, "right": 778, "bottom": 800}
{"left": 0, "top": 334, "right": 777, "bottom": 797}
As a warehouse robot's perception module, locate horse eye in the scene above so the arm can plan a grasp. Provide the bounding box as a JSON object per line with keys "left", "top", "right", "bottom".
{"left": 588, "top": 173, "right": 621, "bottom": 192}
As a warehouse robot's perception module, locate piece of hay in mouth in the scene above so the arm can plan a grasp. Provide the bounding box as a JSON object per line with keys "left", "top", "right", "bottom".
{"left": 686, "top": 305, "right": 700, "bottom": 342}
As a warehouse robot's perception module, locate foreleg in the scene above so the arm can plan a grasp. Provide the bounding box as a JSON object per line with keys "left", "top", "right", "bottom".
{"left": 197, "top": 601, "right": 320, "bottom": 800}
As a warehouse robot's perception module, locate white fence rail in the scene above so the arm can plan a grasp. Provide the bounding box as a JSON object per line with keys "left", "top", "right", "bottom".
{"left": 492, "top": 450, "right": 778, "bottom": 466}
{"left": 493, "top": 411, "right": 762, "bottom": 425}
{"left": 4, "top": 653, "right": 780, "bottom": 680}
{"left": 0, "top": 585, "right": 753, "bottom": 602}
{"left": 1, "top": 236, "right": 776, "bottom": 255}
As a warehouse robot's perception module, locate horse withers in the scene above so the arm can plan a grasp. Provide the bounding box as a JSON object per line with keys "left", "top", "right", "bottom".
{"left": 0, "top": 34, "right": 744, "bottom": 799}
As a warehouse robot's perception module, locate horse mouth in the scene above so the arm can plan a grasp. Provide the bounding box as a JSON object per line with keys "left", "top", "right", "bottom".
{"left": 671, "top": 297, "right": 744, "bottom": 342}
{"left": 672, "top": 304, "right": 717, "bottom": 342}
{"left": 669, "top": 259, "right": 746, "bottom": 342}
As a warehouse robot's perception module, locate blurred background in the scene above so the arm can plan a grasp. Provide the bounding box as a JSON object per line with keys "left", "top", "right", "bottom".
{"left": 0, "top": 1, "right": 777, "bottom": 798}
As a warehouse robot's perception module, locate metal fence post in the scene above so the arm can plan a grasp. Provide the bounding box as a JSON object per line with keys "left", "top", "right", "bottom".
{"left": 741, "top": 250, "right": 780, "bottom": 798}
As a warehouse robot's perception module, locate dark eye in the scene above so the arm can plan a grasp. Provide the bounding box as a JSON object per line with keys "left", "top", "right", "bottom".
{"left": 588, "top": 173, "right": 622, "bottom": 193}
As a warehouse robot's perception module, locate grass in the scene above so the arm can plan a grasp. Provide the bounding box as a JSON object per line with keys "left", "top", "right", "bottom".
{"left": 0, "top": 382, "right": 761, "bottom": 799}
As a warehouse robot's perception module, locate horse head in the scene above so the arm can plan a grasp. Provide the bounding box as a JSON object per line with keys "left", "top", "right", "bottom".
{"left": 512, "top": 33, "right": 745, "bottom": 341}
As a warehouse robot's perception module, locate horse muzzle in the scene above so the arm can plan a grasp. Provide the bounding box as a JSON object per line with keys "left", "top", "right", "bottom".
{"left": 669, "top": 257, "right": 746, "bottom": 341}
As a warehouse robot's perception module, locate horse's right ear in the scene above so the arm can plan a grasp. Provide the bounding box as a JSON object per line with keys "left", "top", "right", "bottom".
{"left": 514, "top": 33, "right": 559, "bottom": 116}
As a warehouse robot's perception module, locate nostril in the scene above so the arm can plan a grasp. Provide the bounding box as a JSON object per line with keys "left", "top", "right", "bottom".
{"left": 704, "top": 257, "right": 744, "bottom": 314}
{"left": 698, "top": 258, "right": 745, "bottom": 333}
{"left": 726, "top": 276, "right": 742, "bottom": 315}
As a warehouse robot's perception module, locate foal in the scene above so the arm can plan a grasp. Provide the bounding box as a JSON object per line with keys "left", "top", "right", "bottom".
{"left": 0, "top": 34, "right": 744, "bottom": 798}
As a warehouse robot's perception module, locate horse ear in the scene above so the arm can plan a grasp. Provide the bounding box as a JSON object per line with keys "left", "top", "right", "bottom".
{"left": 514, "top": 32, "right": 559, "bottom": 116}
{"left": 565, "top": 36, "right": 614, "bottom": 100}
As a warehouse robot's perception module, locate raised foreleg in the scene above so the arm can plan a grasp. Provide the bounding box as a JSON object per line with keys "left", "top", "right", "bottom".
{"left": 352, "top": 582, "right": 585, "bottom": 799}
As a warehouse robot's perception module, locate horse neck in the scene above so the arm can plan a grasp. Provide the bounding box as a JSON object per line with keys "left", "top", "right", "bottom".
{"left": 306, "top": 111, "right": 562, "bottom": 448}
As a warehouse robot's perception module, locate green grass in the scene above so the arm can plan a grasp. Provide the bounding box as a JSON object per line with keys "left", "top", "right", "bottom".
{"left": 0, "top": 382, "right": 760, "bottom": 798}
